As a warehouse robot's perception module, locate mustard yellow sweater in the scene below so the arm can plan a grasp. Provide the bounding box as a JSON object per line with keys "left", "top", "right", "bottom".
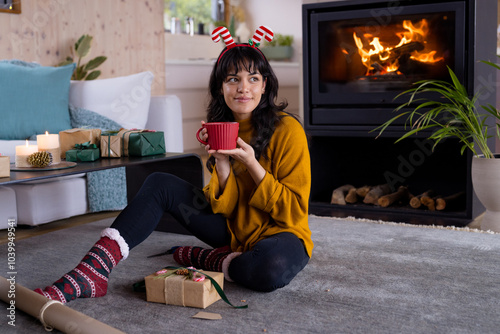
{"left": 203, "top": 114, "right": 313, "bottom": 257}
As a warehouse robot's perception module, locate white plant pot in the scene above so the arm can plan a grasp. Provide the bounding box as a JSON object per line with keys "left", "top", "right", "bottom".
{"left": 471, "top": 154, "right": 500, "bottom": 232}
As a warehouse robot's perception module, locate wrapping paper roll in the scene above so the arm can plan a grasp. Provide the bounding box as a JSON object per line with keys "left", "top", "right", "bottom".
{"left": 0, "top": 276, "right": 125, "bottom": 333}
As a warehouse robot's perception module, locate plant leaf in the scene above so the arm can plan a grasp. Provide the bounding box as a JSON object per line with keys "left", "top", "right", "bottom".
{"left": 76, "top": 35, "right": 92, "bottom": 58}
{"left": 447, "top": 66, "right": 467, "bottom": 96}
{"left": 480, "top": 60, "right": 500, "bottom": 71}
{"left": 57, "top": 59, "right": 73, "bottom": 67}
{"left": 375, "top": 65, "right": 495, "bottom": 157}
{"left": 85, "top": 70, "right": 101, "bottom": 80}
{"left": 74, "top": 35, "right": 86, "bottom": 52}
{"left": 84, "top": 56, "right": 107, "bottom": 71}
{"left": 73, "top": 65, "right": 87, "bottom": 80}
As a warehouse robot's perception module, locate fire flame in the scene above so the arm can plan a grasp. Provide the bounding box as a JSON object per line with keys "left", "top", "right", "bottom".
{"left": 352, "top": 19, "right": 444, "bottom": 76}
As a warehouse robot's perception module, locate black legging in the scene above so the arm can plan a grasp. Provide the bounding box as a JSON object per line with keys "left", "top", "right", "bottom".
{"left": 110, "top": 172, "right": 309, "bottom": 292}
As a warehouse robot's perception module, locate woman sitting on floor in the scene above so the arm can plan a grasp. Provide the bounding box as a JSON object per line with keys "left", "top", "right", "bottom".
{"left": 35, "top": 26, "right": 313, "bottom": 303}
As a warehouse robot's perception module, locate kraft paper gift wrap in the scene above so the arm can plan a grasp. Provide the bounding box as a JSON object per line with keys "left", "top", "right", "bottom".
{"left": 144, "top": 269, "right": 224, "bottom": 309}
{"left": 0, "top": 156, "right": 9, "bottom": 177}
{"left": 101, "top": 133, "right": 122, "bottom": 158}
{"left": 59, "top": 128, "right": 101, "bottom": 159}
{"left": 118, "top": 129, "right": 166, "bottom": 157}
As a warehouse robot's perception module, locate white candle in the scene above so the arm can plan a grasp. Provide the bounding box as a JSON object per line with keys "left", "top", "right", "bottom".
{"left": 16, "top": 140, "right": 38, "bottom": 156}
{"left": 37, "top": 131, "right": 60, "bottom": 150}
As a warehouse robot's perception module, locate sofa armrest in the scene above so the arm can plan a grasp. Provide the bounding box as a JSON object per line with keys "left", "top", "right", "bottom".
{"left": 0, "top": 140, "right": 37, "bottom": 160}
{"left": 146, "top": 95, "right": 183, "bottom": 153}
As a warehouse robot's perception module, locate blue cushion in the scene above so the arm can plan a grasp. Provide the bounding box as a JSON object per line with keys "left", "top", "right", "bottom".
{"left": 0, "top": 61, "right": 75, "bottom": 139}
{"left": 69, "top": 104, "right": 123, "bottom": 131}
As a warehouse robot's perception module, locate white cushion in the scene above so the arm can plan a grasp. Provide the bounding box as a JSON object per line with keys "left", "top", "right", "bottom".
{"left": 0, "top": 186, "right": 17, "bottom": 229}
{"left": 0, "top": 140, "right": 37, "bottom": 160}
{"left": 10, "top": 177, "right": 88, "bottom": 226}
{"left": 69, "top": 71, "right": 154, "bottom": 129}
{"left": 146, "top": 95, "right": 184, "bottom": 152}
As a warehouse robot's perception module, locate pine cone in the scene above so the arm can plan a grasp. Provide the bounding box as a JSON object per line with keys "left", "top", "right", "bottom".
{"left": 27, "top": 151, "right": 53, "bottom": 168}
{"left": 175, "top": 269, "right": 189, "bottom": 276}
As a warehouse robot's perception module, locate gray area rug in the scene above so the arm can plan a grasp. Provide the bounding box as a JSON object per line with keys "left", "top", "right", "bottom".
{"left": 1, "top": 215, "right": 500, "bottom": 334}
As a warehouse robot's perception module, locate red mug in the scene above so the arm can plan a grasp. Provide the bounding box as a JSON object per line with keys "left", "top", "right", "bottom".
{"left": 196, "top": 122, "right": 239, "bottom": 150}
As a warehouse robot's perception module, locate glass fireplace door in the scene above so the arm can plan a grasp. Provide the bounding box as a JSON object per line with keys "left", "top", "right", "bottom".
{"left": 309, "top": 2, "right": 465, "bottom": 107}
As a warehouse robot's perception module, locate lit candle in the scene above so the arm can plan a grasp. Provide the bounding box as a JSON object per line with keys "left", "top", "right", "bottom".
{"left": 16, "top": 140, "right": 38, "bottom": 156}
{"left": 37, "top": 131, "right": 60, "bottom": 150}
{"left": 15, "top": 140, "right": 38, "bottom": 167}
{"left": 36, "top": 131, "right": 61, "bottom": 165}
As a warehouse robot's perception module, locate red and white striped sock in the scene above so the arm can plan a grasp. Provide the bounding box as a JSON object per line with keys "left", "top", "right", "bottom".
{"left": 173, "top": 245, "right": 232, "bottom": 272}
{"left": 34, "top": 228, "right": 128, "bottom": 303}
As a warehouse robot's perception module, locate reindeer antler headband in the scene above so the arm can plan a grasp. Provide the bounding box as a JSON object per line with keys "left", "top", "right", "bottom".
{"left": 212, "top": 25, "right": 274, "bottom": 64}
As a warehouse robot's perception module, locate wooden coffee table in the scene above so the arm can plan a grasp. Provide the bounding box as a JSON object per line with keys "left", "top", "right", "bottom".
{"left": 1, "top": 153, "right": 204, "bottom": 234}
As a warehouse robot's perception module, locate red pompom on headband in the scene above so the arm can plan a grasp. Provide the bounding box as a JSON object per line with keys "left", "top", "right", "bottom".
{"left": 212, "top": 25, "right": 274, "bottom": 63}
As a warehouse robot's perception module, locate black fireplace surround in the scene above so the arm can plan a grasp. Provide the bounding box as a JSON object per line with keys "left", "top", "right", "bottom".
{"left": 302, "top": 0, "right": 497, "bottom": 226}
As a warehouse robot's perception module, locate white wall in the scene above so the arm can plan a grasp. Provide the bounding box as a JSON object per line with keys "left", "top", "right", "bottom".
{"left": 164, "top": 0, "right": 349, "bottom": 151}
{"left": 241, "top": 0, "right": 345, "bottom": 63}
{"left": 241, "top": 0, "right": 304, "bottom": 63}
{"left": 166, "top": 60, "right": 300, "bottom": 151}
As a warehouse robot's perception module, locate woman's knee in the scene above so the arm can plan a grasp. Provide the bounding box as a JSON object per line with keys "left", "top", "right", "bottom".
{"left": 230, "top": 251, "right": 308, "bottom": 292}
{"left": 252, "top": 255, "right": 294, "bottom": 292}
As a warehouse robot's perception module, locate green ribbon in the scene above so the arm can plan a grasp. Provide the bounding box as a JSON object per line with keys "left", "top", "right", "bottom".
{"left": 102, "top": 134, "right": 116, "bottom": 157}
{"left": 74, "top": 141, "right": 97, "bottom": 150}
{"left": 132, "top": 266, "right": 248, "bottom": 309}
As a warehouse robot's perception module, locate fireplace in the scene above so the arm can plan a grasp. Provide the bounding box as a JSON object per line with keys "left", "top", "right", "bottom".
{"left": 302, "top": 0, "right": 497, "bottom": 226}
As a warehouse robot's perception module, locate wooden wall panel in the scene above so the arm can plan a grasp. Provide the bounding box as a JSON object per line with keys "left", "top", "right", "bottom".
{"left": 0, "top": 0, "right": 166, "bottom": 95}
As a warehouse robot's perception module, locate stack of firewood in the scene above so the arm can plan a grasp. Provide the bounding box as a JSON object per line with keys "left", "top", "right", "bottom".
{"left": 330, "top": 184, "right": 465, "bottom": 211}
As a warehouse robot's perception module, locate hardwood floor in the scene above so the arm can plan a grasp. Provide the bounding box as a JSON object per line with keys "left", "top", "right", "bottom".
{"left": 0, "top": 211, "right": 119, "bottom": 245}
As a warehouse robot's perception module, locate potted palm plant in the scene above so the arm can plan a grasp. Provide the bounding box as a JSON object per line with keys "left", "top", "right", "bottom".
{"left": 376, "top": 60, "right": 500, "bottom": 231}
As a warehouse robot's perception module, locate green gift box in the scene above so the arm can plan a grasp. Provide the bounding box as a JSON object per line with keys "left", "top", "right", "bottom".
{"left": 65, "top": 142, "right": 100, "bottom": 162}
{"left": 118, "top": 129, "right": 166, "bottom": 157}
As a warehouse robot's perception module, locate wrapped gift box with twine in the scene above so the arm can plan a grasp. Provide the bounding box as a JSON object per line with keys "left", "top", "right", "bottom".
{"left": 144, "top": 268, "right": 224, "bottom": 309}
{"left": 0, "top": 155, "right": 9, "bottom": 178}
{"left": 65, "top": 142, "right": 100, "bottom": 162}
{"left": 101, "top": 132, "right": 122, "bottom": 158}
{"left": 59, "top": 128, "right": 101, "bottom": 159}
{"left": 118, "top": 129, "right": 165, "bottom": 157}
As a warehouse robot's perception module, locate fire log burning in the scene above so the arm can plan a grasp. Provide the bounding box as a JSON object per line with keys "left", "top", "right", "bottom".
{"left": 350, "top": 18, "right": 444, "bottom": 78}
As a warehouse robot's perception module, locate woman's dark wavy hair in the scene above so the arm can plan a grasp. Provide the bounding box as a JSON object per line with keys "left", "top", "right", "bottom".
{"left": 206, "top": 44, "right": 292, "bottom": 172}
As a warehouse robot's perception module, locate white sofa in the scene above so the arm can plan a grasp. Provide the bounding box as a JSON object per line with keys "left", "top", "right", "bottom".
{"left": 0, "top": 94, "right": 183, "bottom": 229}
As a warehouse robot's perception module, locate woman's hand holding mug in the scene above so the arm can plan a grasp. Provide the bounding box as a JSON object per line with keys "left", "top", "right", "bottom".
{"left": 196, "top": 122, "right": 239, "bottom": 150}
